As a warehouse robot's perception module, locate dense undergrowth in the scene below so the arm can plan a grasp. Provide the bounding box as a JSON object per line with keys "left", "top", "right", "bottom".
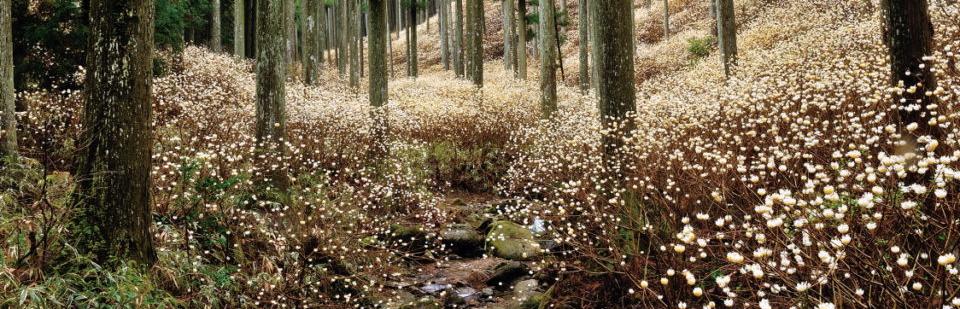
{"left": 3, "top": 0, "right": 960, "bottom": 308}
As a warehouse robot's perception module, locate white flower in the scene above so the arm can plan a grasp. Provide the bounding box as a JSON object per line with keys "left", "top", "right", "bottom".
{"left": 716, "top": 275, "right": 731, "bottom": 288}
{"left": 939, "top": 254, "right": 957, "bottom": 266}
{"left": 796, "top": 281, "right": 811, "bottom": 292}
{"left": 759, "top": 299, "right": 772, "bottom": 309}
{"left": 727, "top": 252, "right": 745, "bottom": 264}
{"left": 901, "top": 201, "right": 918, "bottom": 210}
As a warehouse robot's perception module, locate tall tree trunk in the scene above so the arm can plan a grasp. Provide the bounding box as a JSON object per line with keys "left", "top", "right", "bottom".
{"left": 350, "top": 0, "right": 360, "bottom": 86}
{"left": 577, "top": 0, "right": 588, "bottom": 92}
{"left": 531, "top": 0, "right": 538, "bottom": 60}
{"left": 596, "top": 0, "right": 643, "bottom": 257}
{"left": 256, "top": 0, "right": 288, "bottom": 190}
{"left": 305, "top": 0, "right": 319, "bottom": 84}
{"left": 286, "top": 0, "right": 298, "bottom": 67}
{"left": 361, "top": 1, "right": 367, "bottom": 78}
{"left": 454, "top": 0, "right": 465, "bottom": 76}
{"left": 884, "top": 0, "right": 940, "bottom": 157}
{"left": 716, "top": 0, "right": 736, "bottom": 78}
{"left": 389, "top": 2, "right": 395, "bottom": 77}
{"left": 662, "top": 0, "right": 668, "bottom": 38}
{"left": 212, "top": 0, "right": 222, "bottom": 51}
{"left": 0, "top": 0, "right": 16, "bottom": 157}
{"left": 369, "top": 0, "right": 389, "bottom": 155}
{"left": 408, "top": 0, "right": 419, "bottom": 77}
{"left": 396, "top": 0, "right": 402, "bottom": 39}
{"left": 248, "top": 0, "right": 258, "bottom": 58}
{"left": 235, "top": 0, "right": 246, "bottom": 57}
{"left": 709, "top": 0, "right": 717, "bottom": 37}
{"left": 318, "top": 1, "right": 327, "bottom": 66}
{"left": 339, "top": 0, "right": 348, "bottom": 76}
{"left": 516, "top": 0, "right": 526, "bottom": 79}
{"left": 467, "top": 0, "right": 483, "bottom": 86}
{"left": 539, "top": 0, "right": 557, "bottom": 117}
{"left": 503, "top": 0, "right": 514, "bottom": 72}
{"left": 440, "top": 0, "right": 449, "bottom": 69}
{"left": 588, "top": 0, "right": 598, "bottom": 92}
{"left": 73, "top": 0, "right": 157, "bottom": 266}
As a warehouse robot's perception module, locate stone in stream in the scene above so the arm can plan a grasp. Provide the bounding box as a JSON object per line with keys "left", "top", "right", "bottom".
{"left": 486, "top": 261, "right": 530, "bottom": 289}
{"left": 443, "top": 286, "right": 480, "bottom": 306}
{"left": 398, "top": 296, "right": 442, "bottom": 309}
{"left": 454, "top": 286, "right": 479, "bottom": 302}
{"left": 441, "top": 224, "right": 485, "bottom": 257}
{"left": 419, "top": 283, "right": 452, "bottom": 295}
{"left": 513, "top": 279, "right": 546, "bottom": 308}
{"left": 486, "top": 221, "right": 543, "bottom": 261}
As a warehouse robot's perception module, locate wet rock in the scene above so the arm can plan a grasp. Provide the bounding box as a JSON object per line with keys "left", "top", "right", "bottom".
{"left": 382, "top": 290, "right": 416, "bottom": 309}
{"left": 454, "top": 286, "right": 479, "bottom": 302}
{"left": 486, "top": 221, "right": 543, "bottom": 261}
{"left": 486, "top": 261, "right": 529, "bottom": 289}
{"left": 420, "top": 283, "right": 452, "bottom": 295}
{"left": 513, "top": 279, "right": 544, "bottom": 308}
{"left": 444, "top": 286, "right": 478, "bottom": 306}
{"left": 399, "top": 296, "right": 441, "bottom": 309}
{"left": 481, "top": 287, "right": 494, "bottom": 296}
{"left": 441, "top": 224, "right": 485, "bottom": 257}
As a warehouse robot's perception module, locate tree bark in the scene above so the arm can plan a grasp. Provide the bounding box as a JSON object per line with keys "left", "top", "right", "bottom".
{"left": 709, "top": 0, "right": 717, "bottom": 37}
{"left": 588, "top": 0, "right": 598, "bottom": 92}
{"left": 531, "top": 0, "right": 538, "bottom": 60}
{"left": 339, "top": 0, "right": 348, "bottom": 76}
{"left": 350, "top": 0, "right": 360, "bottom": 86}
{"left": 467, "top": 0, "right": 483, "bottom": 86}
{"left": 539, "top": 0, "right": 557, "bottom": 117}
{"left": 662, "top": 0, "right": 668, "bottom": 38}
{"left": 371, "top": 0, "right": 387, "bottom": 108}
{"left": 1, "top": 0, "right": 16, "bottom": 157}
{"left": 235, "top": 0, "right": 246, "bottom": 57}
{"left": 73, "top": 0, "right": 157, "bottom": 266}
{"left": 440, "top": 0, "right": 449, "bottom": 69}
{"left": 212, "top": 0, "right": 222, "bottom": 52}
{"left": 577, "top": 0, "right": 588, "bottom": 92}
{"left": 396, "top": 0, "right": 402, "bottom": 39}
{"left": 884, "top": 0, "right": 941, "bottom": 156}
{"left": 305, "top": 0, "right": 319, "bottom": 84}
{"left": 369, "top": 0, "right": 389, "bottom": 156}
{"left": 596, "top": 0, "right": 642, "bottom": 257}
{"left": 454, "top": 0, "right": 465, "bottom": 77}
{"left": 285, "top": 0, "right": 298, "bottom": 66}
{"left": 717, "top": 0, "right": 736, "bottom": 78}
{"left": 255, "top": 0, "right": 288, "bottom": 190}
{"left": 408, "top": 0, "right": 419, "bottom": 77}
{"left": 503, "top": 0, "right": 514, "bottom": 72}
{"left": 318, "top": 1, "right": 327, "bottom": 66}
{"left": 516, "top": 0, "right": 526, "bottom": 79}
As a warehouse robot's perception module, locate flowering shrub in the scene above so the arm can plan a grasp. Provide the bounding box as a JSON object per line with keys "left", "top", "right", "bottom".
{"left": 503, "top": 0, "right": 960, "bottom": 307}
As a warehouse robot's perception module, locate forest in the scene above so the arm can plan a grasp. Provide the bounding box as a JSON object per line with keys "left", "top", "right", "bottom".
{"left": 1, "top": 0, "right": 959, "bottom": 308}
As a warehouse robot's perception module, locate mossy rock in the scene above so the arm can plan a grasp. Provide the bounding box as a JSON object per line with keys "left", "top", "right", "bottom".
{"left": 486, "top": 221, "right": 542, "bottom": 261}
{"left": 441, "top": 224, "right": 485, "bottom": 257}
{"left": 389, "top": 223, "right": 430, "bottom": 251}
{"left": 486, "top": 261, "right": 529, "bottom": 288}
{"left": 390, "top": 223, "right": 427, "bottom": 240}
